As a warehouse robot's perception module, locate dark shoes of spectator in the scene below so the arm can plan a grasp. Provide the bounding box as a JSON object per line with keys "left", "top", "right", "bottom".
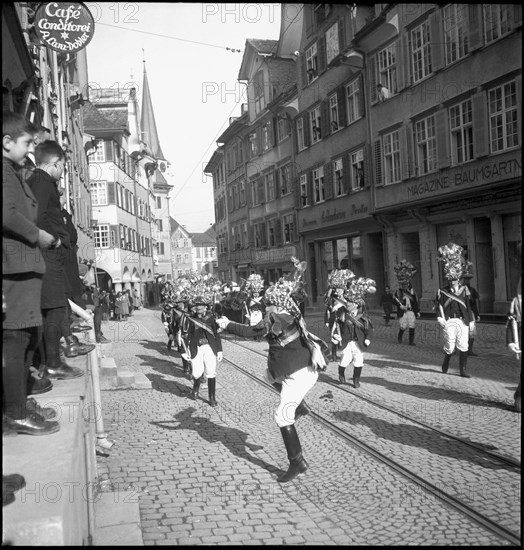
{"left": 27, "top": 371, "right": 53, "bottom": 395}
{"left": 3, "top": 413, "right": 60, "bottom": 436}
{"left": 25, "top": 397, "right": 58, "bottom": 421}
{"left": 3, "top": 474, "right": 26, "bottom": 506}
{"left": 96, "top": 334, "right": 111, "bottom": 344}
{"left": 71, "top": 324, "right": 91, "bottom": 333}
{"left": 44, "top": 363, "right": 84, "bottom": 380}
{"left": 64, "top": 336, "right": 95, "bottom": 356}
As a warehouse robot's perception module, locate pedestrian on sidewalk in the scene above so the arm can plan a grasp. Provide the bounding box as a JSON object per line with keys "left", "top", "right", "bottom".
{"left": 379, "top": 285, "right": 395, "bottom": 326}
{"left": 393, "top": 260, "right": 420, "bottom": 345}
{"left": 217, "top": 257, "right": 329, "bottom": 483}
{"left": 461, "top": 260, "right": 481, "bottom": 356}
{"left": 435, "top": 243, "right": 475, "bottom": 378}
{"left": 506, "top": 277, "right": 521, "bottom": 413}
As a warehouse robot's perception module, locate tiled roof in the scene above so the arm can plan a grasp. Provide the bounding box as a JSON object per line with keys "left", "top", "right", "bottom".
{"left": 190, "top": 230, "right": 216, "bottom": 246}
{"left": 246, "top": 39, "right": 278, "bottom": 54}
{"left": 82, "top": 101, "right": 128, "bottom": 131}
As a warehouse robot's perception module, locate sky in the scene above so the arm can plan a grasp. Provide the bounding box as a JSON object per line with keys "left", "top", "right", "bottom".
{"left": 85, "top": 2, "right": 282, "bottom": 233}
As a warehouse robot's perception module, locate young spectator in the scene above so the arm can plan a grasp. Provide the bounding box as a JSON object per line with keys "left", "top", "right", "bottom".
{"left": 379, "top": 285, "right": 395, "bottom": 326}
{"left": 377, "top": 83, "right": 390, "bottom": 102}
{"left": 3, "top": 111, "right": 59, "bottom": 435}
{"left": 26, "top": 140, "right": 84, "bottom": 379}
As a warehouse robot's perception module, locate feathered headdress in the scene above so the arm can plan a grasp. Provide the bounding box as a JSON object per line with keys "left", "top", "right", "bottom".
{"left": 344, "top": 277, "right": 377, "bottom": 303}
{"left": 245, "top": 274, "right": 265, "bottom": 296}
{"left": 327, "top": 269, "right": 355, "bottom": 289}
{"left": 437, "top": 242, "right": 464, "bottom": 281}
{"left": 184, "top": 273, "right": 222, "bottom": 307}
{"left": 263, "top": 256, "right": 307, "bottom": 316}
{"left": 394, "top": 259, "right": 417, "bottom": 286}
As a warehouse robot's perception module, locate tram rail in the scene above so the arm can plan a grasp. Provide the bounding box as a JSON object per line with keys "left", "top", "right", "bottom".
{"left": 221, "top": 335, "right": 521, "bottom": 547}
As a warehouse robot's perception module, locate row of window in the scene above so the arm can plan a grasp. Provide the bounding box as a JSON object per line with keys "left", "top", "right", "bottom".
{"left": 228, "top": 213, "right": 296, "bottom": 251}
{"left": 90, "top": 180, "right": 154, "bottom": 222}
{"left": 374, "top": 80, "right": 519, "bottom": 184}
{"left": 92, "top": 138, "right": 138, "bottom": 182}
{"left": 93, "top": 223, "right": 152, "bottom": 256}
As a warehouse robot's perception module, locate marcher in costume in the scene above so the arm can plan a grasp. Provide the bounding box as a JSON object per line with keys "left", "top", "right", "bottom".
{"left": 185, "top": 275, "right": 223, "bottom": 406}
{"left": 324, "top": 269, "right": 355, "bottom": 364}
{"left": 435, "top": 243, "right": 475, "bottom": 378}
{"left": 338, "top": 277, "right": 375, "bottom": 387}
{"left": 393, "top": 260, "right": 420, "bottom": 345}
{"left": 461, "top": 259, "right": 481, "bottom": 356}
{"left": 506, "top": 278, "right": 521, "bottom": 413}
{"left": 245, "top": 274, "right": 265, "bottom": 328}
{"left": 216, "top": 257, "right": 328, "bottom": 483}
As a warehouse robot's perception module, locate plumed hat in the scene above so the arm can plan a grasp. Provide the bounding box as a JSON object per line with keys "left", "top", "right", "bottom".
{"left": 327, "top": 269, "right": 355, "bottom": 289}
{"left": 437, "top": 242, "right": 464, "bottom": 281}
{"left": 344, "top": 277, "right": 377, "bottom": 303}
{"left": 263, "top": 257, "right": 307, "bottom": 316}
{"left": 183, "top": 273, "right": 221, "bottom": 307}
{"left": 394, "top": 259, "right": 417, "bottom": 286}
{"left": 245, "top": 273, "right": 265, "bottom": 295}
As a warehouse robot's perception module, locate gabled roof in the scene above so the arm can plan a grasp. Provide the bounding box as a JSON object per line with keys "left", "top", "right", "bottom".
{"left": 82, "top": 101, "right": 129, "bottom": 132}
{"left": 169, "top": 216, "right": 190, "bottom": 237}
{"left": 247, "top": 39, "right": 278, "bottom": 54}
{"left": 190, "top": 228, "right": 217, "bottom": 247}
{"left": 238, "top": 38, "right": 279, "bottom": 80}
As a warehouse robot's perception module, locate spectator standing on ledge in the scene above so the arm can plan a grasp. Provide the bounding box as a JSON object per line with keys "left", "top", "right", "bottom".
{"left": 2, "top": 111, "right": 59, "bottom": 435}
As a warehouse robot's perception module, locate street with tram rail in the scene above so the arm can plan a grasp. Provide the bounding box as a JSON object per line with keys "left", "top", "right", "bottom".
{"left": 95, "top": 306, "right": 521, "bottom": 545}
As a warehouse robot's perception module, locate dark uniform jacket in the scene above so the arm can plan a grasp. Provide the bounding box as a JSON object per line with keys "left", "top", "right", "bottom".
{"left": 61, "top": 207, "right": 83, "bottom": 300}
{"left": 187, "top": 313, "right": 222, "bottom": 359}
{"left": 325, "top": 297, "right": 371, "bottom": 347}
{"left": 226, "top": 312, "right": 314, "bottom": 381}
{"left": 395, "top": 288, "right": 420, "bottom": 318}
{"left": 435, "top": 285, "right": 474, "bottom": 324}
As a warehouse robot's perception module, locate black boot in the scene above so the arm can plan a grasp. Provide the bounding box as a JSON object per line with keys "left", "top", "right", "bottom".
{"left": 467, "top": 339, "right": 477, "bottom": 356}
{"left": 353, "top": 366, "right": 362, "bottom": 388}
{"left": 208, "top": 377, "right": 217, "bottom": 407}
{"left": 44, "top": 353, "right": 84, "bottom": 379}
{"left": 277, "top": 424, "right": 308, "bottom": 483}
{"left": 408, "top": 328, "right": 416, "bottom": 346}
{"left": 441, "top": 353, "right": 452, "bottom": 374}
{"left": 331, "top": 344, "right": 338, "bottom": 362}
{"left": 459, "top": 351, "right": 471, "bottom": 378}
{"left": 338, "top": 366, "right": 346, "bottom": 384}
{"left": 191, "top": 376, "right": 202, "bottom": 399}
{"left": 398, "top": 329, "right": 405, "bottom": 344}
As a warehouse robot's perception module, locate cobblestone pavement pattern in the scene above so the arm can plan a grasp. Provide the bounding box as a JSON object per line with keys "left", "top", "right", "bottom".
{"left": 96, "top": 308, "right": 521, "bottom": 545}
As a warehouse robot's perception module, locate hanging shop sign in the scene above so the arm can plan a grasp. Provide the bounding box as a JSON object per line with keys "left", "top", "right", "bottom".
{"left": 34, "top": 2, "right": 95, "bottom": 53}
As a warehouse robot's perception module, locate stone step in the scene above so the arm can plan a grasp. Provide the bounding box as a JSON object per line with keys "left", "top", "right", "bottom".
{"left": 98, "top": 358, "right": 152, "bottom": 390}
{"left": 93, "top": 491, "right": 143, "bottom": 546}
{"left": 99, "top": 357, "right": 118, "bottom": 377}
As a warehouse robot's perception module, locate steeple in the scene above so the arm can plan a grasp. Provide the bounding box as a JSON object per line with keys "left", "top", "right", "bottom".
{"left": 140, "top": 57, "right": 166, "bottom": 163}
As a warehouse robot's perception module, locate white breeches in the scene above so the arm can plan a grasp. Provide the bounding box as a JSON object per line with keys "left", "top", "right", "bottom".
{"left": 443, "top": 319, "right": 469, "bottom": 353}
{"left": 191, "top": 344, "right": 217, "bottom": 379}
{"left": 339, "top": 340, "right": 364, "bottom": 368}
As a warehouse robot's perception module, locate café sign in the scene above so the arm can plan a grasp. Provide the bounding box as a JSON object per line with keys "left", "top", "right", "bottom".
{"left": 34, "top": 2, "right": 95, "bottom": 53}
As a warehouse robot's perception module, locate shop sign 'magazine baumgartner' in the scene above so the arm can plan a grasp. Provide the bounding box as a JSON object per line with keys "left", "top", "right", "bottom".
{"left": 34, "top": 2, "right": 95, "bottom": 53}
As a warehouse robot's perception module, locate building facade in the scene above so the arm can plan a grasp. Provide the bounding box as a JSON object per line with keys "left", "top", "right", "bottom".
{"left": 169, "top": 218, "right": 193, "bottom": 278}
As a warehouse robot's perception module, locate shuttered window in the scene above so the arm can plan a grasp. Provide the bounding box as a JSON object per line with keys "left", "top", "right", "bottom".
{"left": 488, "top": 81, "right": 519, "bottom": 153}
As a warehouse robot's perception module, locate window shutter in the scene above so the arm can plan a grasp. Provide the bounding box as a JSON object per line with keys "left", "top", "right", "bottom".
{"left": 324, "top": 162, "right": 334, "bottom": 200}
{"left": 363, "top": 144, "right": 371, "bottom": 189}
{"left": 435, "top": 108, "right": 450, "bottom": 169}
{"left": 396, "top": 38, "right": 407, "bottom": 93}
{"left": 107, "top": 181, "right": 115, "bottom": 204}
{"left": 249, "top": 225, "right": 255, "bottom": 248}
{"left": 272, "top": 116, "right": 279, "bottom": 144}
{"left": 374, "top": 139, "right": 383, "bottom": 185}
{"left": 472, "top": 91, "right": 489, "bottom": 158}
{"left": 358, "top": 74, "right": 365, "bottom": 118}
{"left": 307, "top": 171, "right": 314, "bottom": 205}
{"left": 109, "top": 225, "right": 118, "bottom": 248}
{"left": 275, "top": 218, "right": 283, "bottom": 245}
{"left": 317, "top": 37, "right": 326, "bottom": 74}
{"left": 274, "top": 167, "right": 280, "bottom": 197}
{"left": 104, "top": 140, "right": 113, "bottom": 162}
{"left": 513, "top": 5, "right": 522, "bottom": 27}
{"left": 256, "top": 127, "right": 262, "bottom": 155}
{"left": 402, "top": 123, "right": 414, "bottom": 179}
{"left": 301, "top": 56, "right": 307, "bottom": 89}
{"left": 320, "top": 99, "right": 329, "bottom": 138}
{"left": 303, "top": 114, "right": 311, "bottom": 147}
{"left": 342, "top": 154, "right": 351, "bottom": 194}
{"left": 468, "top": 5, "right": 482, "bottom": 51}
{"left": 337, "top": 86, "right": 347, "bottom": 127}
{"left": 429, "top": 11, "right": 443, "bottom": 72}
{"left": 369, "top": 55, "right": 377, "bottom": 103}
{"left": 338, "top": 17, "right": 345, "bottom": 52}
